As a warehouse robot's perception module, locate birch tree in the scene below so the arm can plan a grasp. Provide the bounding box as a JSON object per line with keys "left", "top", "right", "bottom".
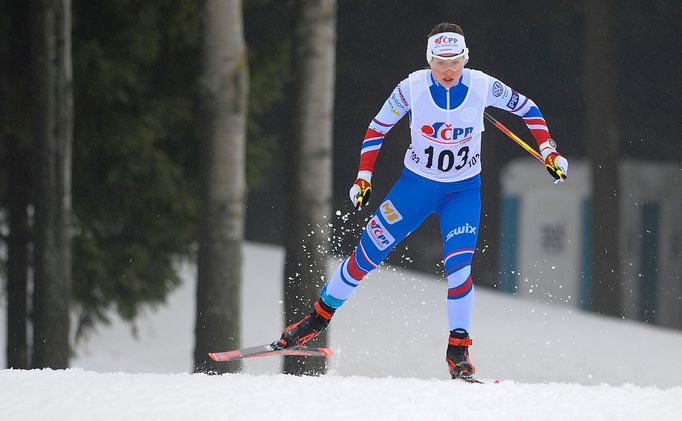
{"left": 194, "top": 0, "right": 248, "bottom": 374}
{"left": 30, "top": 0, "right": 73, "bottom": 369}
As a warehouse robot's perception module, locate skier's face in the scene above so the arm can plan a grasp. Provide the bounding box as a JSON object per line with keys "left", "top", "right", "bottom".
{"left": 429, "top": 55, "right": 465, "bottom": 88}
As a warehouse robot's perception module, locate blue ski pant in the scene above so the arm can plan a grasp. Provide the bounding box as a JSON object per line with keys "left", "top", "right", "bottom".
{"left": 321, "top": 168, "right": 481, "bottom": 331}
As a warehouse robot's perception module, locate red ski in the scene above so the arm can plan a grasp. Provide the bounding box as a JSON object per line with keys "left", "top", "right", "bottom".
{"left": 209, "top": 343, "right": 333, "bottom": 362}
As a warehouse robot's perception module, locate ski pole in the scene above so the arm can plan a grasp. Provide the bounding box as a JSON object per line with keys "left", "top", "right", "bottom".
{"left": 483, "top": 112, "right": 543, "bottom": 163}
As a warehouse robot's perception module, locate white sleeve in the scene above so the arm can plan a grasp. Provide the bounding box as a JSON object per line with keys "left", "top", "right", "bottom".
{"left": 368, "top": 78, "right": 411, "bottom": 134}
{"left": 484, "top": 74, "right": 537, "bottom": 116}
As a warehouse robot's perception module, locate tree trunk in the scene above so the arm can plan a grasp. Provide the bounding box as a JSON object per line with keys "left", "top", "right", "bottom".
{"left": 2, "top": 0, "right": 31, "bottom": 370}
{"left": 30, "top": 0, "right": 73, "bottom": 369}
{"left": 283, "top": 0, "right": 337, "bottom": 376}
{"left": 585, "top": 0, "right": 621, "bottom": 316}
{"left": 194, "top": 0, "right": 248, "bottom": 374}
{"left": 6, "top": 145, "right": 31, "bottom": 369}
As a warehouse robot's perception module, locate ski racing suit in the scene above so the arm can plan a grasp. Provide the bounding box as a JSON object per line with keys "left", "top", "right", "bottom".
{"left": 320, "top": 68, "right": 555, "bottom": 332}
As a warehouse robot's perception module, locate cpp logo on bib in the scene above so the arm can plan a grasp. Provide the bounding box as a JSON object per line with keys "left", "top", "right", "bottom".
{"left": 420, "top": 122, "right": 473, "bottom": 144}
{"left": 367, "top": 216, "right": 395, "bottom": 251}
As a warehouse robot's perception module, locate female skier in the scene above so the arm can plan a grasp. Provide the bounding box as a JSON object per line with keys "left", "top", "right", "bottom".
{"left": 276, "top": 22, "right": 568, "bottom": 379}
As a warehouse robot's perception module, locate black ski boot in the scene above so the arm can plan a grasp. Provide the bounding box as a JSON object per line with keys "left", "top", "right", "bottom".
{"left": 274, "top": 299, "right": 335, "bottom": 349}
{"left": 446, "top": 329, "right": 475, "bottom": 379}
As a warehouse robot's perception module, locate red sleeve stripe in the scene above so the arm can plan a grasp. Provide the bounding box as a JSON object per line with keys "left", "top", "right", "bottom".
{"left": 358, "top": 149, "right": 380, "bottom": 172}
{"left": 522, "top": 117, "right": 546, "bottom": 126}
{"left": 360, "top": 144, "right": 382, "bottom": 154}
{"left": 523, "top": 116, "right": 551, "bottom": 144}
{"left": 524, "top": 116, "right": 549, "bottom": 133}
{"left": 358, "top": 127, "right": 386, "bottom": 173}
{"left": 372, "top": 118, "right": 394, "bottom": 128}
{"left": 529, "top": 128, "right": 551, "bottom": 144}
{"left": 526, "top": 124, "right": 549, "bottom": 132}
{"left": 365, "top": 127, "right": 386, "bottom": 138}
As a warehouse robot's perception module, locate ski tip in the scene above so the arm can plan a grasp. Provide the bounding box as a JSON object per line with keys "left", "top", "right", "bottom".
{"left": 208, "top": 352, "right": 234, "bottom": 362}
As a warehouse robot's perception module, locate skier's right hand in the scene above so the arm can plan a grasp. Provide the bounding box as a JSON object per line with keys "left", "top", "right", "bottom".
{"left": 349, "top": 177, "right": 372, "bottom": 210}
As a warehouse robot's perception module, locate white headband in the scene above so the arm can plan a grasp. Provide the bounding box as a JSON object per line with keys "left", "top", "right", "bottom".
{"left": 427, "top": 32, "right": 466, "bottom": 55}
{"left": 426, "top": 32, "right": 469, "bottom": 63}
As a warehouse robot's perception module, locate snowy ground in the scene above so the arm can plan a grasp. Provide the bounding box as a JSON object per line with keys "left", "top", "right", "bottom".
{"left": 3, "top": 369, "right": 681, "bottom": 421}
{"left": 2, "top": 242, "right": 682, "bottom": 420}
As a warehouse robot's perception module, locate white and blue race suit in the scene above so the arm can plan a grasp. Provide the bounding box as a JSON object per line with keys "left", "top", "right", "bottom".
{"left": 321, "top": 68, "right": 550, "bottom": 332}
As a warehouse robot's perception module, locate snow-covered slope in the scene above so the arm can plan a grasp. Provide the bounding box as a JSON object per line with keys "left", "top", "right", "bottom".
{"left": 2, "top": 242, "right": 682, "bottom": 419}
{"left": 2, "top": 369, "right": 681, "bottom": 421}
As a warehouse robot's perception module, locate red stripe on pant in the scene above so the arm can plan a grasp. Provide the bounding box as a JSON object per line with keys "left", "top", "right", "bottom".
{"left": 346, "top": 251, "right": 367, "bottom": 280}
{"left": 448, "top": 275, "right": 473, "bottom": 298}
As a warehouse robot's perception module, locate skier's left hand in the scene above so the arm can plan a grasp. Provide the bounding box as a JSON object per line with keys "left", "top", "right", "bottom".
{"left": 544, "top": 152, "right": 568, "bottom": 184}
{"left": 540, "top": 140, "right": 568, "bottom": 184}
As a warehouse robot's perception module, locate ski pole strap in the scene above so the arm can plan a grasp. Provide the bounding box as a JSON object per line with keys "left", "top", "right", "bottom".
{"left": 448, "top": 337, "right": 473, "bottom": 346}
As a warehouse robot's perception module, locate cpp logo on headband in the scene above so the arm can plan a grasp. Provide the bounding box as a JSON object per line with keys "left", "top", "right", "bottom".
{"left": 434, "top": 35, "right": 459, "bottom": 45}
{"left": 428, "top": 32, "right": 467, "bottom": 56}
